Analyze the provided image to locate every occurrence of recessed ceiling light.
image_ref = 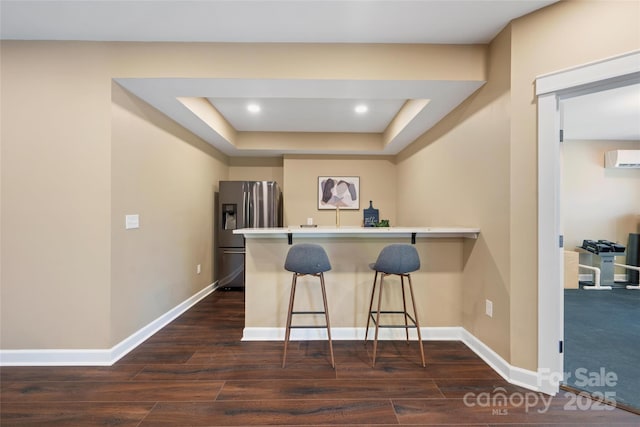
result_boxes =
[247,103,261,113]
[355,104,368,114]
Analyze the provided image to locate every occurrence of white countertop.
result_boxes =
[233,226,480,239]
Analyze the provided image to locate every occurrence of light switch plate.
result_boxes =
[125,214,139,229]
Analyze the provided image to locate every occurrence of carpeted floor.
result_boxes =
[564,287,640,411]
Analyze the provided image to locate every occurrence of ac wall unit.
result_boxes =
[604,150,640,168]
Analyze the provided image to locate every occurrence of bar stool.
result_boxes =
[364,244,426,367]
[282,243,335,368]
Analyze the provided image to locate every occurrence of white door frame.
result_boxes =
[536,50,640,395]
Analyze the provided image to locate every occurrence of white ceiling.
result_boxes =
[207,98,406,133]
[562,83,640,141]
[0,1,558,44]
[13,1,636,157]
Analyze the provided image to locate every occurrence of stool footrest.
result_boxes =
[290,312,330,329]
[370,311,418,328]
[289,325,329,329]
[291,311,326,315]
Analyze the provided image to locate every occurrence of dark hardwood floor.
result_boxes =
[1,289,638,426]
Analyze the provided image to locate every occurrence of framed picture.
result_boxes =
[318,176,360,210]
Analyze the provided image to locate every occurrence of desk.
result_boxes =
[233,226,480,340]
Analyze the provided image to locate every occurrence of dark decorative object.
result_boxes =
[626,233,639,284]
[363,201,379,227]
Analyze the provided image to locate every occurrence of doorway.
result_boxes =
[536,50,640,396]
[559,84,640,411]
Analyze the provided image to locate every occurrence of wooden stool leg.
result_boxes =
[401,275,410,344]
[282,273,298,368]
[407,274,426,367]
[364,271,378,344]
[372,273,386,367]
[319,273,335,369]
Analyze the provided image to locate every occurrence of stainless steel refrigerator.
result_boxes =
[216,181,282,289]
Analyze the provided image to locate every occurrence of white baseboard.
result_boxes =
[0,282,217,366]
[0,349,114,367]
[243,326,541,393]
[109,283,216,364]
[242,326,463,341]
[459,329,541,392]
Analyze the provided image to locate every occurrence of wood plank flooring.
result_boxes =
[1,289,638,426]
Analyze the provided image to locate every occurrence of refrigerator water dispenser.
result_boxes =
[222,204,237,230]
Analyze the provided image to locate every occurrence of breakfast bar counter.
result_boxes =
[235,226,480,241]
[233,226,480,341]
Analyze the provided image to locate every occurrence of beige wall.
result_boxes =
[113,42,485,81]
[1,43,113,348]
[395,0,640,371]
[562,139,640,257]
[228,157,284,188]
[229,154,398,228]
[236,132,383,153]
[508,0,640,369]
[396,27,512,361]
[0,42,230,349]
[0,41,486,351]
[110,83,228,344]
[283,156,396,227]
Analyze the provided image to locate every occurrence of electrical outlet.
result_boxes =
[485,299,493,317]
[125,214,139,229]
[196,264,201,274]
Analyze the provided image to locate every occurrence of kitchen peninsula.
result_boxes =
[234,226,480,341]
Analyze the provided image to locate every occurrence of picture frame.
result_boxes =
[318,176,360,210]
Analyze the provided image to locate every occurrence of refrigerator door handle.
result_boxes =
[243,189,251,228]
[223,250,246,254]
[248,185,255,227]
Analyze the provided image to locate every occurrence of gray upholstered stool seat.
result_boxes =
[282,243,335,368]
[369,243,420,274]
[365,244,425,367]
[285,243,332,274]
